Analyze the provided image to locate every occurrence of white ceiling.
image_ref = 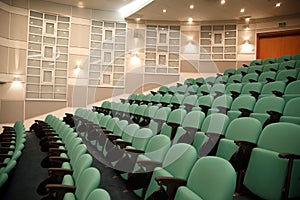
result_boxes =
[44,0,300,22]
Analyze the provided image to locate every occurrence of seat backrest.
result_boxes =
[121,123,140,143]
[263,57,277,64]
[210,84,225,96]
[253,96,285,114]
[75,167,101,200]
[244,122,300,200]
[175,156,236,200]
[158,86,169,94]
[260,81,286,96]
[200,113,230,135]
[182,95,198,107]
[263,63,279,72]
[162,143,197,179]
[131,128,153,151]
[250,59,262,66]
[182,110,206,130]
[247,65,263,74]
[87,189,111,200]
[258,71,276,83]
[223,68,236,76]
[151,93,162,104]
[283,97,300,117]
[284,80,300,95]
[216,117,262,161]
[211,95,233,110]
[242,72,259,83]
[230,95,256,111]
[225,83,242,95]
[278,60,296,70]
[184,78,195,86]
[276,69,298,82]
[160,93,173,104]
[227,74,243,83]
[73,154,93,184]
[241,82,263,95]
[143,135,171,162]
[277,55,292,63]
[112,120,128,137]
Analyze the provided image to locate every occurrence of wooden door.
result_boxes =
[257,30,300,59]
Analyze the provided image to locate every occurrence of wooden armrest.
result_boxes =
[285,66,294,70]
[272,90,283,97]
[48,142,65,147]
[238,108,252,117]
[48,168,73,181]
[106,134,122,141]
[214,91,224,97]
[201,91,209,95]
[255,70,262,75]
[46,184,76,200]
[103,130,113,134]
[249,91,260,99]
[49,156,70,163]
[266,78,275,82]
[234,140,257,148]
[49,148,67,155]
[279,153,300,160]
[124,148,145,154]
[0,154,12,159]
[233,80,242,83]
[266,110,283,117]
[155,176,187,200]
[113,140,132,149]
[0,147,15,152]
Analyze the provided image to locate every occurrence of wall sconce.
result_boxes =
[130,51,140,65]
[12,77,22,87]
[241,40,254,52]
[74,61,81,76]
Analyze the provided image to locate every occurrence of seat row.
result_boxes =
[30,115,111,200]
[73,107,300,200]
[0,121,26,192]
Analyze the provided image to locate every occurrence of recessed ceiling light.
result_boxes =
[162,9,167,13]
[221,0,226,5]
[275,2,281,7]
[189,4,194,9]
[245,17,251,23]
[240,8,245,13]
[136,18,141,21]
[188,17,193,22]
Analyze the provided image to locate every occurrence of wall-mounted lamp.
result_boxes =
[130,51,140,65]
[241,40,254,52]
[74,61,81,76]
[12,77,22,87]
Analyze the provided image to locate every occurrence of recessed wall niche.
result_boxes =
[26,10,69,100]
[89,20,126,87]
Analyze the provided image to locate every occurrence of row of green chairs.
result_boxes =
[0,121,26,192]
[75,103,300,200]
[31,115,111,200]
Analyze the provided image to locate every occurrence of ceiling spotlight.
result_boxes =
[136,18,141,21]
[245,17,251,23]
[221,0,226,5]
[162,9,167,13]
[188,17,193,22]
[275,2,281,7]
[189,4,194,9]
[240,8,245,13]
